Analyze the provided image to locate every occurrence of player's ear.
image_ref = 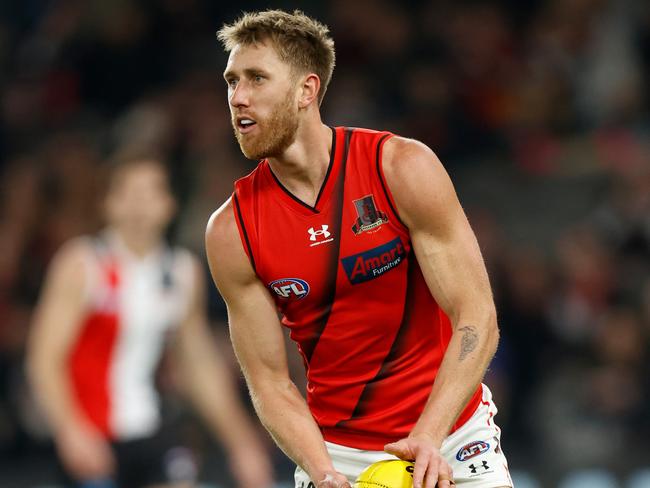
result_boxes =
[298,73,320,108]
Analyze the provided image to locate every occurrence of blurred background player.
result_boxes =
[27,156,274,488]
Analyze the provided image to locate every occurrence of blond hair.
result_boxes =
[217,9,336,105]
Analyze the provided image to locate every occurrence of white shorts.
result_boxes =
[295,384,513,487]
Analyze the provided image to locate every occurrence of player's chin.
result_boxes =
[238,140,269,160]
[239,145,266,160]
[234,132,252,151]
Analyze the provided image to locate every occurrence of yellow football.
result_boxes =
[354,459,415,487]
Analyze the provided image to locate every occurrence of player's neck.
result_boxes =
[108,227,163,259]
[267,121,333,208]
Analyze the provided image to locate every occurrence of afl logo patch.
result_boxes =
[269,278,310,300]
[456,441,490,462]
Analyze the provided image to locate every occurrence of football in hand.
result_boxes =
[354,459,414,487]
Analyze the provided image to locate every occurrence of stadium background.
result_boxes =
[0,0,648,486]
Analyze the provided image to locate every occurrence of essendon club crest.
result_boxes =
[351,195,388,234]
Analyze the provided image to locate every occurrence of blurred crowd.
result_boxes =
[0,0,648,486]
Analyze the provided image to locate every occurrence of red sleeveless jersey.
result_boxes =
[232,126,481,450]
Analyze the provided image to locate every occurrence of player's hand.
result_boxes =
[384,433,454,488]
[55,422,115,481]
[229,442,274,488]
[315,471,352,488]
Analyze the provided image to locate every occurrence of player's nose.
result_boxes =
[229,81,250,108]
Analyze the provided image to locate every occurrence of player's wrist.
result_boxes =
[308,465,338,483]
[312,470,350,488]
[408,429,444,449]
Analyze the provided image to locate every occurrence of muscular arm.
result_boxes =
[381,138,499,482]
[173,255,273,487]
[27,239,94,434]
[26,239,114,479]
[205,200,347,486]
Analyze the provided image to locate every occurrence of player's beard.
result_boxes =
[233,89,299,160]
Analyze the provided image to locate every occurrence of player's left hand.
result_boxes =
[384,433,454,488]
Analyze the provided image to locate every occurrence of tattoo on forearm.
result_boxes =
[458,325,478,361]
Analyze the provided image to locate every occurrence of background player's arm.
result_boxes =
[173,255,274,488]
[205,200,350,488]
[26,239,115,479]
[381,137,500,486]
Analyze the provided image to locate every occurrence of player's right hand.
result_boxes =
[316,471,352,488]
[385,433,453,488]
[56,422,115,480]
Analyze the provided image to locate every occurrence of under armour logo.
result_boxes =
[308,225,331,241]
[469,461,490,474]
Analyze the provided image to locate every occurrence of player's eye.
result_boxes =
[226,78,238,88]
[253,75,264,83]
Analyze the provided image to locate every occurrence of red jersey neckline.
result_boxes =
[263,126,341,215]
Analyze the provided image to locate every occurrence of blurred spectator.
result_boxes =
[531,306,648,471]
[549,226,618,345]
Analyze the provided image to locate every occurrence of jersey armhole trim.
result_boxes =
[376,134,408,231]
[232,192,257,272]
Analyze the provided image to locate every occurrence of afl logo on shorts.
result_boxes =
[269,278,310,300]
[456,440,490,462]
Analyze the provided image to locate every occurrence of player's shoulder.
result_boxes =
[347,126,391,137]
[206,197,237,246]
[45,235,96,285]
[205,197,256,289]
[382,135,438,169]
[205,197,246,267]
[52,235,96,266]
[381,135,446,186]
[347,127,436,163]
[345,126,393,147]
